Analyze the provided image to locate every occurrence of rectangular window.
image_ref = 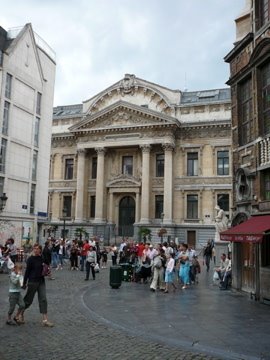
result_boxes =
[30,184,36,214]
[187,194,198,219]
[0,138,7,173]
[262,169,270,200]
[155,195,164,218]
[187,152,198,176]
[63,195,72,217]
[0,177,4,196]
[36,92,42,115]
[257,0,270,29]
[65,158,74,180]
[2,101,10,135]
[239,78,253,145]
[156,154,164,177]
[5,73,12,99]
[122,156,133,175]
[34,117,40,147]
[260,61,270,135]
[217,194,229,212]
[32,151,38,181]
[217,151,229,175]
[90,195,96,218]
[92,157,97,179]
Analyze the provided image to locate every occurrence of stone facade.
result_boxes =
[224,0,270,301]
[48,75,232,248]
[0,24,56,246]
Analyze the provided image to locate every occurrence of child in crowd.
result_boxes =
[6,263,25,325]
[164,253,177,293]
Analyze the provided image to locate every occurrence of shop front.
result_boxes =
[220,215,270,302]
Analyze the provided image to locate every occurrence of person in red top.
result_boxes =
[80,240,90,271]
[137,242,145,265]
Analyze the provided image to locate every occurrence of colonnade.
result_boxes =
[74,143,174,225]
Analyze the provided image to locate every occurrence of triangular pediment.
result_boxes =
[69,100,179,134]
[107,174,141,188]
[6,24,45,83]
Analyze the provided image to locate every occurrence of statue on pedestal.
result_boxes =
[214,205,228,242]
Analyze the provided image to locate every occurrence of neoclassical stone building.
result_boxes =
[48,74,232,247]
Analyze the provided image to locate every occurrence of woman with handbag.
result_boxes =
[21,244,54,327]
[85,246,97,281]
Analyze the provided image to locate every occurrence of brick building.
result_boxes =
[222,0,270,301]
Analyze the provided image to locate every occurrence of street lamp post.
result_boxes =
[0,193,8,212]
[62,207,67,242]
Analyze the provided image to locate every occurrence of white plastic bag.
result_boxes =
[7,257,14,270]
[213,270,219,281]
[94,263,100,273]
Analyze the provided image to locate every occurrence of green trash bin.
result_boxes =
[110,265,122,289]
[121,263,133,282]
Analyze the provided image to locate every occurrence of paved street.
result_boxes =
[0,260,269,360]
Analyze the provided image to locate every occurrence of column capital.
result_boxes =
[140,144,151,153]
[162,143,175,152]
[77,148,86,155]
[95,147,107,155]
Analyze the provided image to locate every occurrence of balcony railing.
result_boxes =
[259,137,270,166]
[7,26,56,62]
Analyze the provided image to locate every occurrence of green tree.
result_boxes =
[138,227,151,243]
[75,227,89,243]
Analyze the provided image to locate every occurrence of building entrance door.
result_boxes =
[119,196,135,237]
[241,242,256,293]
[187,230,196,249]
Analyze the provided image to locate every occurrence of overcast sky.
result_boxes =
[1,0,244,106]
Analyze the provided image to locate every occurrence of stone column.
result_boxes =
[108,191,114,223]
[94,147,106,223]
[163,144,174,224]
[75,149,86,222]
[140,144,151,224]
[135,191,140,223]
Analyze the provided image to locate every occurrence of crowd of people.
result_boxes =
[1,235,232,327]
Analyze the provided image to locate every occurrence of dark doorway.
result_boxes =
[187,230,196,249]
[119,196,135,237]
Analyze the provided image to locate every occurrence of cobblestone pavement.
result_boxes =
[0,261,269,360]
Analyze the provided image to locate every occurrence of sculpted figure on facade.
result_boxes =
[214,205,228,242]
